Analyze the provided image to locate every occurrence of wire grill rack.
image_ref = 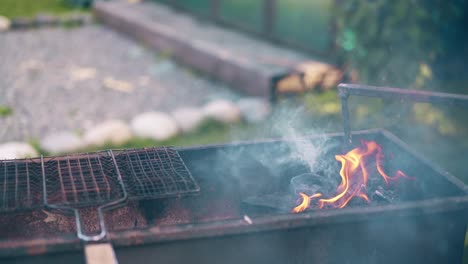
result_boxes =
[0,147,199,241]
[0,158,43,213]
[42,151,125,208]
[41,151,127,241]
[114,147,200,200]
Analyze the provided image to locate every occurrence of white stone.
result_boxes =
[0,142,38,159]
[130,112,179,141]
[202,100,241,124]
[84,120,132,146]
[171,107,206,133]
[237,97,271,123]
[0,16,11,32]
[41,131,83,154]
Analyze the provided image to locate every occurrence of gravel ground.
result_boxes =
[0,24,241,142]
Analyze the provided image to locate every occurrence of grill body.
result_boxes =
[115,210,466,264]
[1,130,467,264]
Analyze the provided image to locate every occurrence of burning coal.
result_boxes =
[292,140,411,212]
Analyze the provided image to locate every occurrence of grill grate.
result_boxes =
[1,147,199,241]
[0,147,199,242]
[114,147,199,200]
[42,151,125,208]
[0,158,42,212]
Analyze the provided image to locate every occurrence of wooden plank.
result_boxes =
[85,243,118,264]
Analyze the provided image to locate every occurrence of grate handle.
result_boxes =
[75,208,107,242]
[338,83,468,145]
[41,151,129,242]
[75,150,128,242]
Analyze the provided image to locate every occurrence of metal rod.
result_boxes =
[164,146,185,191]
[77,158,90,202]
[26,163,31,207]
[154,147,175,191]
[41,155,47,206]
[338,83,468,107]
[338,83,468,145]
[14,163,18,208]
[339,86,351,146]
[2,163,7,209]
[66,157,78,203]
[87,153,102,202]
[96,154,112,200]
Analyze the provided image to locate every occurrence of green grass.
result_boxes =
[0,0,87,18]
[0,105,13,117]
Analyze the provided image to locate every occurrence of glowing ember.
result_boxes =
[292,140,409,213]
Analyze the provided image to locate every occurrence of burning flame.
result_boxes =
[292,140,409,213]
[292,193,322,213]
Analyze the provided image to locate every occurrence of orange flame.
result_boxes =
[292,193,322,213]
[292,140,409,213]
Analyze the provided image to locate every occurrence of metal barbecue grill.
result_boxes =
[0,158,42,213]
[1,84,468,264]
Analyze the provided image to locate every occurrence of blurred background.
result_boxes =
[0,0,466,179]
[0,0,467,218]
[0,1,466,173]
